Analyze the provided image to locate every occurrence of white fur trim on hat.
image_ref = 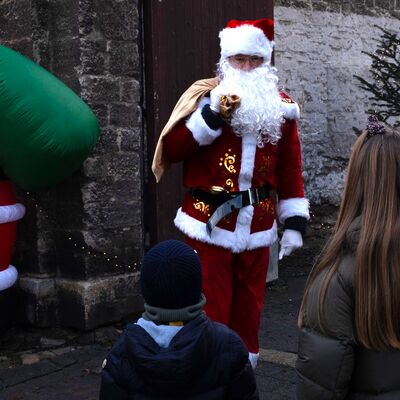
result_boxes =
[0,265,18,291]
[219,24,274,62]
[277,198,310,223]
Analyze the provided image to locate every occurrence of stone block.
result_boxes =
[82,175,143,228]
[54,224,143,279]
[80,38,107,75]
[22,293,58,327]
[57,273,143,330]
[86,102,109,127]
[313,1,341,13]
[92,126,142,155]
[19,277,56,298]
[0,0,32,41]
[374,0,394,10]
[50,36,81,76]
[96,0,139,41]
[84,149,142,180]
[109,103,142,128]
[80,76,121,103]
[108,41,139,77]
[120,78,141,103]
[2,39,33,59]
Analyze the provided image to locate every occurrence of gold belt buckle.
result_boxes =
[209,185,228,194]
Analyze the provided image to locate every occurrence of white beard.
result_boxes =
[217,59,284,147]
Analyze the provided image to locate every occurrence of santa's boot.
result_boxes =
[0,179,25,291]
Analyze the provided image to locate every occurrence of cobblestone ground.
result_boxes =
[0,206,335,400]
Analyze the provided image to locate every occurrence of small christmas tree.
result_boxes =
[355,26,399,127]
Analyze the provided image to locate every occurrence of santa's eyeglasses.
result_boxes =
[228,55,264,66]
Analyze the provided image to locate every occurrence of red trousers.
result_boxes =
[186,236,269,354]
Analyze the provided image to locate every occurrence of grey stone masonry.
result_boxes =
[0,0,33,57]
[0,0,144,329]
[274,6,400,204]
[275,0,400,18]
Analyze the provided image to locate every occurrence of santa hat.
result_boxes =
[219,18,274,63]
[0,180,25,291]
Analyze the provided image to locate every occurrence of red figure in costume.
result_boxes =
[152,19,309,368]
[0,173,25,291]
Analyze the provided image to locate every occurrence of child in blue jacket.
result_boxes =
[99,239,258,399]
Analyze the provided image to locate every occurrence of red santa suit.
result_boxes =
[162,93,308,355]
[0,178,25,291]
[153,18,309,363]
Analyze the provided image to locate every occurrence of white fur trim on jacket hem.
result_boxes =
[281,101,300,120]
[277,198,310,223]
[0,265,18,291]
[174,208,278,253]
[186,97,222,146]
[0,203,26,224]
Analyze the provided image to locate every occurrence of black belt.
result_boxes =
[190,184,270,235]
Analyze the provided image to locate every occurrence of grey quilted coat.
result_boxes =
[296,217,400,399]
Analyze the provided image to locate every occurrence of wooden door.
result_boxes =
[144,1,274,245]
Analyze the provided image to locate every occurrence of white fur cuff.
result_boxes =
[0,265,18,291]
[186,98,222,146]
[0,203,26,224]
[281,101,300,120]
[277,198,310,223]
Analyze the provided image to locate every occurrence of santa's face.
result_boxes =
[217,56,284,147]
[228,54,264,71]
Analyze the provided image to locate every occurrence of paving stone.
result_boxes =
[40,337,67,348]
[255,361,297,400]
[21,353,41,365]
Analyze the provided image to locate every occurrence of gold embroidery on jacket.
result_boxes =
[193,201,211,217]
[257,198,275,221]
[219,148,237,174]
[225,179,234,189]
[259,155,271,180]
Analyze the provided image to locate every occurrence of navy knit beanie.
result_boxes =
[140,240,202,309]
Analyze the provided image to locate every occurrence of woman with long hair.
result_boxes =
[296,117,400,399]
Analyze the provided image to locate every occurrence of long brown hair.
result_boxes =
[299,125,400,350]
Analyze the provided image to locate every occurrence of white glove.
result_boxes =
[209,85,226,114]
[278,229,303,260]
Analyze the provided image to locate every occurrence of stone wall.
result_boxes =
[1,0,144,329]
[274,1,399,204]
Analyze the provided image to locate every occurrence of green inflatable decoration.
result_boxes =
[0,45,99,190]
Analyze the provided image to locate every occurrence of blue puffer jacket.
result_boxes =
[99,314,258,399]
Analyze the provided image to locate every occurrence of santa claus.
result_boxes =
[0,172,25,291]
[152,18,309,368]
